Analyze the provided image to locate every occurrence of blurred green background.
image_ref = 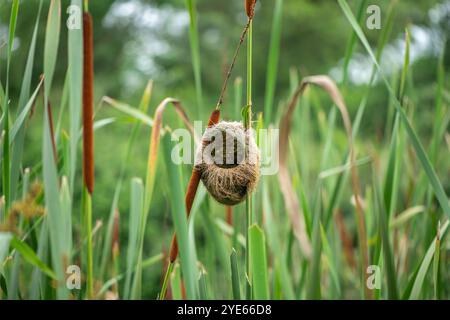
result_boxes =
[1,0,449,298]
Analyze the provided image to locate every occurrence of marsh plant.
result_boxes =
[0,0,449,301]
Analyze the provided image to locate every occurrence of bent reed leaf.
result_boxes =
[82,11,94,194]
[278,76,369,289]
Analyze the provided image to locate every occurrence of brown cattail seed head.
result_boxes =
[245,0,257,19]
[195,121,260,206]
[82,12,95,194]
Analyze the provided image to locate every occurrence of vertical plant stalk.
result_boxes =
[185,0,203,113]
[244,16,254,299]
[279,76,369,297]
[82,9,94,299]
[263,0,282,125]
[164,8,250,260]
[240,0,256,299]
[216,20,252,110]
[133,97,193,300]
[161,2,254,299]
[68,0,83,193]
[48,103,58,162]
[43,97,58,164]
[2,0,20,220]
[111,208,120,297]
[226,206,233,226]
[82,11,94,194]
[160,109,220,300]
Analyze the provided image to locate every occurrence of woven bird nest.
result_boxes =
[195,121,260,205]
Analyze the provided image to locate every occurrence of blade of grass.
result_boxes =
[10,0,43,202]
[42,0,67,299]
[30,220,49,299]
[55,71,70,140]
[249,225,269,300]
[102,96,154,127]
[170,263,182,300]
[230,249,241,300]
[373,171,399,299]
[338,0,450,219]
[142,98,196,299]
[408,220,449,299]
[9,237,57,280]
[429,46,446,164]
[100,81,153,290]
[10,80,44,142]
[243,15,254,300]
[2,0,20,219]
[184,0,203,113]
[7,167,30,299]
[262,180,294,299]
[433,222,441,299]
[68,0,83,192]
[0,233,13,274]
[82,188,93,298]
[306,188,323,299]
[342,0,367,86]
[199,201,230,296]
[99,182,121,281]
[59,176,72,265]
[390,206,425,229]
[319,223,341,297]
[127,178,144,299]
[198,268,208,299]
[319,156,371,180]
[324,0,397,229]
[0,80,4,109]
[384,28,410,220]
[97,253,163,297]
[234,77,243,120]
[215,218,246,248]
[162,132,198,299]
[279,76,368,290]
[263,0,283,124]
[101,81,152,283]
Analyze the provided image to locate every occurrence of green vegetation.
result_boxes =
[0,0,449,300]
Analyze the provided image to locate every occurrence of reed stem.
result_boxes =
[82,8,94,299]
[159,261,174,300]
[83,187,94,298]
[244,19,253,299]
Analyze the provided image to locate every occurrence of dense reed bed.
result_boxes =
[0,0,449,300]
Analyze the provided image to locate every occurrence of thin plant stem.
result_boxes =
[159,261,174,300]
[82,8,94,299]
[83,187,94,299]
[246,22,253,119]
[216,19,252,110]
[244,19,253,299]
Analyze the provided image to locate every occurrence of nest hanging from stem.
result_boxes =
[195,121,260,206]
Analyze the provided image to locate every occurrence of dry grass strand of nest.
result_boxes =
[195,121,260,206]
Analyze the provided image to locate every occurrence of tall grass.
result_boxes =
[0,0,448,301]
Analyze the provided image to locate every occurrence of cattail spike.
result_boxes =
[208,109,221,127]
[83,12,94,194]
[245,0,257,19]
[112,208,120,256]
[226,206,233,225]
[169,235,178,263]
